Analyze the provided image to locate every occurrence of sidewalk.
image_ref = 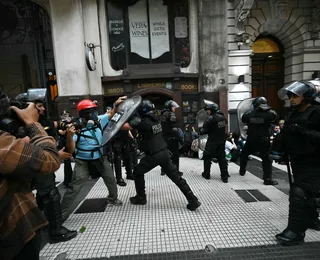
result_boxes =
[40,158,320,260]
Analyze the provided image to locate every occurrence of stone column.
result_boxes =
[198,0,228,114]
[49,0,89,113]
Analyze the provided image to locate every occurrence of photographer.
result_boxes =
[0,94,60,259]
[60,96,127,221]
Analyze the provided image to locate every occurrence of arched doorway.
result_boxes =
[0,0,55,101]
[251,36,285,117]
[142,93,171,118]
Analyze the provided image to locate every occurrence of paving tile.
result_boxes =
[41,158,320,259]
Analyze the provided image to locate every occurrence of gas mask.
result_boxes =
[80,108,99,127]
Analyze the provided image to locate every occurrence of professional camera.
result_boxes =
[0,88,47,137]
[58,117,85,131]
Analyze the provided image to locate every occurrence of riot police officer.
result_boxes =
[160,100,183,175]
[273,80,320,246]
[239,97,278,185]
[122,99,201,211]
[200,100,229,183]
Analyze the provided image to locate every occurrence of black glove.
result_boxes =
[289,124,306,136]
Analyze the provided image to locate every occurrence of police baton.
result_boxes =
[284,153,293,187]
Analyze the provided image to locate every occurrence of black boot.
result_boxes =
[175,161,183,176]
[167,174,201,211]
[131,174,147,205]
[185,192,201,211]
[202,159,211,179]
[308,219,320,231]
[114,156,126,186]
[126,174,134,180]
[275,228,305,246]
[42,189,77,243]
[264,179,278,185]
[116,178,127,186]
[130,195,147,205]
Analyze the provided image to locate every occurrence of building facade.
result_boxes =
[0,0,319,130]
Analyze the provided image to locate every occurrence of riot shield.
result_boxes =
[237,98,254,139]
[196,109,207,129]
[102,95,142,146]
[196,108,208,151]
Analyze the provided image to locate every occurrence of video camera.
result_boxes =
[0,88,47,137]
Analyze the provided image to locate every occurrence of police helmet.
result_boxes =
[26,88,47,103]
[278,80,319,104]
[252,96,270,111]
[203,99,219,112]
[139,99,155,116]
[164,100,179,110]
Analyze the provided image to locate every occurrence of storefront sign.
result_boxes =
[129,0,149,59]
[136,82,166,89]
[180,84,198,92]
[149,0,170,59]
[128,0,170,60]
[104,87,125,96]
[109,20,124,35]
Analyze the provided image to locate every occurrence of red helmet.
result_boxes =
[77,99,98,111]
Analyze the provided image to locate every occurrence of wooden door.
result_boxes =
[252,54,285,116]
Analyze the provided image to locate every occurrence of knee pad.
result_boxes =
[290,186,307,207]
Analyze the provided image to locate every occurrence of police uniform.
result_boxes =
[201,110,229,182]
[239,98,277,185]
[33,115,77,242]
[274,80,320,245]
[160,102,183,175]
[128,100,201,211]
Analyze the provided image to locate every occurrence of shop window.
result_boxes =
[107,0,190,70]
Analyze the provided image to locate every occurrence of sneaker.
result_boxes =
[130,195,147,205]
[107,197,123,206]
[187,199,201,211]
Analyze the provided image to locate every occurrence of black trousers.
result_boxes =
[13,232,41,260]
[162,138,180,173]
[63,159,73,186]
[203,141,228,179]
[240,137,272,180]
[287,160,320,233]
[133,149,195,201]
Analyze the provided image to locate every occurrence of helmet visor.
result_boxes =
[170,101,179,108]
[27,88,47,102]
[278,81,310,100]
[202,99,218,109]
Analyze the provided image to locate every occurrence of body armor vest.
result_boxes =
[139,113,167,154]
[283,106,319,156]
[204,111,227,144]
[243,110,275,139]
